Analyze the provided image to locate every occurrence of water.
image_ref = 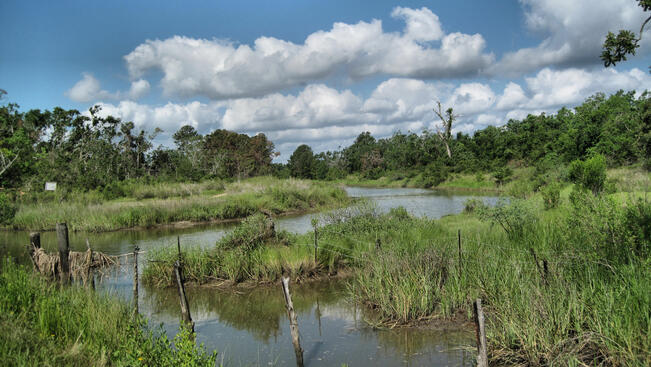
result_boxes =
[1,186,498,366]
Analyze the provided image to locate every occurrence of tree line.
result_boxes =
[0,104,275,192]
[1,90,649,195]
[284,90,650,186]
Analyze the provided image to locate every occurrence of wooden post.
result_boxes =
[85,239,95,290]
[474,299,488,367]
[529,248,547,285]
[29,232,41,272]
[458,229,462,276]
[133,246,139,314]
[281,277,304,367]
[174,260,194,331]
[313,226,318,264]
[177,236,182,260]
[56,223,70,284]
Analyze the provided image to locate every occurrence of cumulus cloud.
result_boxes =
[93,67,650,160]
[123,7,494,99]
[492,0,651,75]
[93,100,224,135]
[507,67,651,111]
[65,73,112,103]
[66,73,151,102]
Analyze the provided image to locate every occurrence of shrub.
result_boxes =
[493,166,512,186]
[477,198,536,239]
[463,198,487,213]
[421,161,448,188]
[101,182,126,200]
[568,154,607,194]
[541,182,561,210]
[0,193,16,225]
[568,191,649,264]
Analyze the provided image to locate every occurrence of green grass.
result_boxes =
[6,177,350,232]
[144,185,650,365]
[0,259,216,366]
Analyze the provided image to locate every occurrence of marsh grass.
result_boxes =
[7,177,349,232]
[0,259,216,366]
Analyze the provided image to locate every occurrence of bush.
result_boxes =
[101,182,126,200]
[463,198,487,213]
[568,191,649,264]
[421,162,448,188]
[0,193,16,225]
[568,154,607,194]
[493,166,512,186]
[477,198,536,239]
[541,182,561,210]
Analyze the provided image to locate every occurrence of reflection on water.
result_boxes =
[137,280,474,367]
[1,186,494,366]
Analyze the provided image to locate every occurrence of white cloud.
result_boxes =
[91,67,650,160]
[391,7,444,42]
[496,82,528,110]
[65,73,112,103]
[447,83,496,116]
[493,0,651,74]
[123,7,493,100]
[66,73,151,102]
[128,79,150,100]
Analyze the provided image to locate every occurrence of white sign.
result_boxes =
[45,182,57,191]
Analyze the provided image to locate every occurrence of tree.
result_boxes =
[288,144,316,179]
[434,101,456,158]
[601,0,651,68]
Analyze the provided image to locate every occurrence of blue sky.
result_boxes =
[1,0,650,159]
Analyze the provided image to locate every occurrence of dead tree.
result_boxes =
[434,101,456,159]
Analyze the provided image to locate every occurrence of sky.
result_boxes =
[1,0,650,161]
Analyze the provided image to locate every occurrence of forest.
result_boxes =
[2,90,649,194]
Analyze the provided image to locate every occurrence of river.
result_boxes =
[1,187,498,366]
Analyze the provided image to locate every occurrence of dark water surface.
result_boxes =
[1,187,498,366]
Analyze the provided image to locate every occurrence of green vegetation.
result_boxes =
[280,91,649,193]
[4,177,350,232]
[0,260,216,366]
[143,166,650,365]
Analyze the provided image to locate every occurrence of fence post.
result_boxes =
[86,239,95,290]
[474,299,488,367]
[458,229,462,277]
[281,277,304,367]
[56,223,70,284]
[311,219,318,265]
[174,260,194,331]
[133,246,139,314]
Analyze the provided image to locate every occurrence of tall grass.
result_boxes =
[0,259,216,366]
[6,177,350,232]
[347,193,650,365]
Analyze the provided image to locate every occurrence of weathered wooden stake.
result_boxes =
[281,277,304,367]
[313,226,318,264]
[56,223,70,284]
[177,236,182,261]
[530,248,548,285]
[174,260,194,331]
[458,229,462,276]
[29,232,41,272]
[85,239,95,290]
[133,246,139,314]
[473,298,488,367]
